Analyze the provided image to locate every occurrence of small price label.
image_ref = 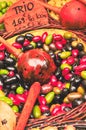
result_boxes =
[4,0,49,33]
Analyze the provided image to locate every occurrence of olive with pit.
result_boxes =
[72,98,84,108]
[16,35,25,44]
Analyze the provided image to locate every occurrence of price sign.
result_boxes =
[4,0,49,33]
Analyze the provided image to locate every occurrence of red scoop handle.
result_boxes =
[0,36,21,58]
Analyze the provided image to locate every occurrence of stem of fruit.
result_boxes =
[37,0,60,14]
[15,82,41,130]
[0,36,22,58]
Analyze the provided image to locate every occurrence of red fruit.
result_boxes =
[15,94,26,103]
[80,56,86,64]
[51,105,61,116]
[53,34,63,41]
[0,44,6,51]
[64,73,72,80]
[0,85,3,90]
[23,39,30,46]
[72,49,79,57]
[50,75,58,86]
[8,71,15,77]
[38,96,47,105]
[61,59,67,64]
[62,68,70,76]
[60,0,86,29]
[0,52,5,60]
[55,41,63,50]
[39,105,49,113]
[41,32,48,43]
[12,42,22,49]
[61,38,67,45]
[67,56,75,65]
[57,81,63,90]
[8,93,15,101]
[32,36,41,42]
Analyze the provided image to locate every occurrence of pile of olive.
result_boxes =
[0,1,13,30]
[0,31,86,119]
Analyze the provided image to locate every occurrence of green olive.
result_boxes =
[12,105,19,113]
[0,12,3,16]
[2,8,7,14]
[60,63,72,70]
[0,1,7,9]
[33,105,41,118]
[16,86,24,94]
[0,69,9,75]
[0,90,5,97]
[45,34,53,45]
[7,1,13,7]
[30,41,36,48]
[45,91,55,104]
[0,23,5,30]
[81,71,86,79]
[64,32,72,39]
[65,83,70,89]
[60,51,71,59]
[0,96,13,106]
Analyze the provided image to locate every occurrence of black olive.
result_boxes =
[0,77,4,86]
[70,37,78,42]
[64,44,73,51]
[24,84,29,90]
[81,80,86,90]
[53,94,63,104]
[55,59,61,66]
[36,41,43,48]
[3,88,9,95]
[43,110,51,116]
[69,84,77,92]
[54,68,61,78]
[4,76,19,85]
[0,61,5,68]
[4,84,10,89]
[73,76,82,86]
[22,44,34,52]
[19,103,24,111]
[48,50,56,60]
[6,66,17,72]
[30,114,34,119]
[77,43,84,51]
[10,84,18,90]
[9,90,16,94]
[79,51,86,58]
[1,74,8,80]
[60,88,69,98]
[25,33,34,41]
[16,35,25,44]
[70,75,76,82]
[83,93,86,101]
[63,106,72,112]
[72,98,84,108]
[5,50,10,57]
[4,57,16,66]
